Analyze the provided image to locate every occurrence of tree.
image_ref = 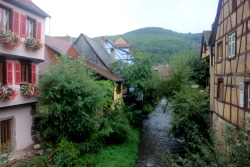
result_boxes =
[36,55,108,142]
[189,54,208,88]
[111,51,159,104]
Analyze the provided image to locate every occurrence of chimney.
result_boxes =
[110,48,115,64]
[101,37,106,47]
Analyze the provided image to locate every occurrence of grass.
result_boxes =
[79,128,140,167]
[8,128,140,167]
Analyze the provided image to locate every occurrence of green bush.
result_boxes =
[13,156,49,167]
[96,80,114,110]
[0,143,12,166]
[104,104,131,144]
[53,138,79,167]
[222,118,250,166]
[36,55,108,142]
[78,128,139,167]
[169,85,210,140]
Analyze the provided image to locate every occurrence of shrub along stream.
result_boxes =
[162,53,250,167]
[8,52,160,167]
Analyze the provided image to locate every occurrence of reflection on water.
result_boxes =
[135,98,185,167]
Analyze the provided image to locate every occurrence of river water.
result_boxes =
[135,98,185,167]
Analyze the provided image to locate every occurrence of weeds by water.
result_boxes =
[77,128,139,167]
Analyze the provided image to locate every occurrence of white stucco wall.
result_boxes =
[0,105,33,150]
[0,59,38,108]
[0,1,46,61]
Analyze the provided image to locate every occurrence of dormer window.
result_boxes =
[0,7,10,30]
[26,18,35,38]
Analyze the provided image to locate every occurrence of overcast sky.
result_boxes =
[32,0,219,38]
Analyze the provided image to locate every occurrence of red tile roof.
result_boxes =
[6,0,50,18]
[45,36,123,82]
[19,0,45,13]
[45,35,72,54]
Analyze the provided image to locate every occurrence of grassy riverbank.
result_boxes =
[10,128,140,167]
[79,128,140,167]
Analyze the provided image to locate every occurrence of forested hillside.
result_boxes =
[93,27,202,64]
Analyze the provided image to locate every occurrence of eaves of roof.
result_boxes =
[75,33,111,70]
[209,0,222,45]
[4,0,50,18]
[105,39,132,55]
[86,60,123,82]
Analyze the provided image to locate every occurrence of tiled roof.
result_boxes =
[5,0,50,18]
[113,43,132,48]
[45,35,72,55]
[81,34,111,66]
[105,39,132,55]
[86,60,123,82]
[45,35,123,82]
[209,0,222,44]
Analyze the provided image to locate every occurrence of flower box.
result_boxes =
[20,83,39,98]
[0,85,18,101]
[0,29,22,49]
[24,38,43,50]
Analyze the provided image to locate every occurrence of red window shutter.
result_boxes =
[13,11,20,35]
[20,14,26,37]
[36,21,41,41]
[31,64,36,84]
[15,63,21,84]
[6,62,13,85]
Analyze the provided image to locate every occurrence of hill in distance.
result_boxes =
[94,27,202,64]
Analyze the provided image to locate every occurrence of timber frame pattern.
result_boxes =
[210,0,250,130]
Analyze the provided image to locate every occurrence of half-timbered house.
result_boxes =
[0,0,49,151]
[102,37,132,63]
[209,0,250,134]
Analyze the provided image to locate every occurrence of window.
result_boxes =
[0,61,3,85]
[212,46,215,55]
[218,79,224,99]
[232,0,237,11]
[228,33,236,58]
[21,63,30,83]
[248,83,250,107]
[0,119,11,153]
[116,83,121,94]
[239,83,244,107]
[26,18,35,38]
[15,61,36,85]
[217,42,223,61]
[211,54,214,66]
[0,7,10,30]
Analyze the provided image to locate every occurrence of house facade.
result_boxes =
[209,0,250,134]
[0,0,48,151]
[113,35,132,52]
[102,36,132,64]
[41,35,124,103]
[74,34,124,102]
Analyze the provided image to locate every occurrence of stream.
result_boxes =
[135,98,185,167]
